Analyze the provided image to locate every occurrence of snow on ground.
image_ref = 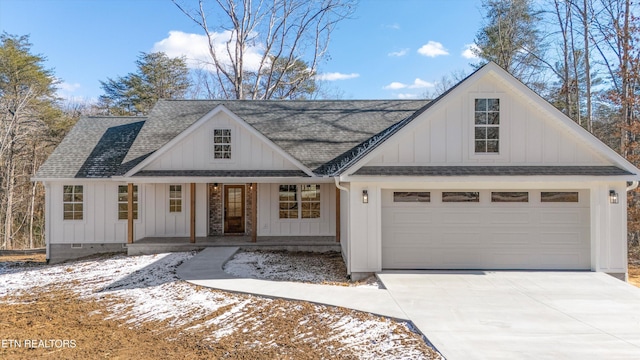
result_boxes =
[0,252,437,359]
[224,250,380,287]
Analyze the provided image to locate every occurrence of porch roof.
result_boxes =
[132,170,309,177]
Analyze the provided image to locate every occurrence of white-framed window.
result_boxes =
[63,185,83,220]
[279,184,322,219]
[279,185,298,219]
[169,185,182,213]
[301,184,321,219]
[541,192,579,203]
[213,129,232,159]
[118,185,138,220]
[474,98,500,153]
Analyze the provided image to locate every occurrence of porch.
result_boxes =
[127,236,341,256]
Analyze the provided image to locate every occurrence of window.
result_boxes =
[279,184,322,219]
[394,192,430,202]
[541,192,579,203]
[279,185,298,219]
[213,129,231,159]
[169,185,182,212]
[118,185,138,220]
[475,98,500,153]
[301,185,321,218]
[442,192,480,202]
[491,192,528,202]
[63,185,83,220]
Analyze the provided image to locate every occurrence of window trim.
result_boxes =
[469,94,507,160]
[300,184,321,219]
[63,185,84,221]
[118,185,139,220]
[212,128,232,160]
[169,184,183,213]
[278,184,322,220]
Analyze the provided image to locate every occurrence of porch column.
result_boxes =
[190,183,196,243]
[127,183,134,244]
[251,183,257,242]
[335,187,340,243]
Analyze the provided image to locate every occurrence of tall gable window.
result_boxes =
[474,98,500,153]
[118,185,138,220]
[213,129,232,159]
[63,185,83,220]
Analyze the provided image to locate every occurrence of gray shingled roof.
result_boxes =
[123,100,431,173]
[35,116,146,179]
[352,166,634,176]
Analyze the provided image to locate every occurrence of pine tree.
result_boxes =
[98,52,191,115]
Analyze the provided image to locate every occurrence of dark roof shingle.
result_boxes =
[352,166,634,176]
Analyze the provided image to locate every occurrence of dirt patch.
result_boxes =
[0,252,442,359]
[0,253,46,266]
[0,285,439,359]
[628,264,640,288]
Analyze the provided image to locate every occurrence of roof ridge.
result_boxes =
[156,99,431,103]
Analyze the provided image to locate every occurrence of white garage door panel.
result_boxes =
[382,190,590,270]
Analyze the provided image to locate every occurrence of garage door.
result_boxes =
[381,190,590,270]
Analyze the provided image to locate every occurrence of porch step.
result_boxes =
[127,242,341,256]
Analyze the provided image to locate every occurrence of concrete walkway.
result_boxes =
[176,247,408,320]
[179,248,640,360]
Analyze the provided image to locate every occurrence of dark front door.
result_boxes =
[224,185,245,233]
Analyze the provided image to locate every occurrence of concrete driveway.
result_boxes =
[377,271,640,360]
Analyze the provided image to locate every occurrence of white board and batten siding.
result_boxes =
[257,183,336,236]
[48,181,207,244]
[144,111,299,171]
[365,74,609,167]
[138,183,207,238]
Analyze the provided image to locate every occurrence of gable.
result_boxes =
[358,68,624,171]
[140,108,303,172]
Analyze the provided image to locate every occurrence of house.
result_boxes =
[34,62,640,280]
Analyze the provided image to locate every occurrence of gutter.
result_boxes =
[334,177,351,277]
[627,181,639,192]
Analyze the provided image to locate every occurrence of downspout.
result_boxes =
[44,182,51,263]
[627,181,639,192]
[334,177,351,277]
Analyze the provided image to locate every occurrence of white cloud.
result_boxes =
[383,81,407,90]
[315,72,360,81]
[409,78,434,89]
[153,31,264,72]
[59,82,81,92]
[388,48,409,57]
[56,81,84,100]
[462,44,480,59]
[384,78,433,90]
[385,23,401,30]
[397,93,418,99]
[417,41,449,57]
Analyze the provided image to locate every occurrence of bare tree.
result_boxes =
[172,0,355,99]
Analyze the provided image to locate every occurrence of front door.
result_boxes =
[224,185,245,233]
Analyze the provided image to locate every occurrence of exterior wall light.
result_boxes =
[362,190,369,204]
[214,183,219,191]
[609,190,619,204]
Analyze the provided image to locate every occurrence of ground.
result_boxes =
[0,252,441,359]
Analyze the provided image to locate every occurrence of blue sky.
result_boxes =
[0,0,485,100]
